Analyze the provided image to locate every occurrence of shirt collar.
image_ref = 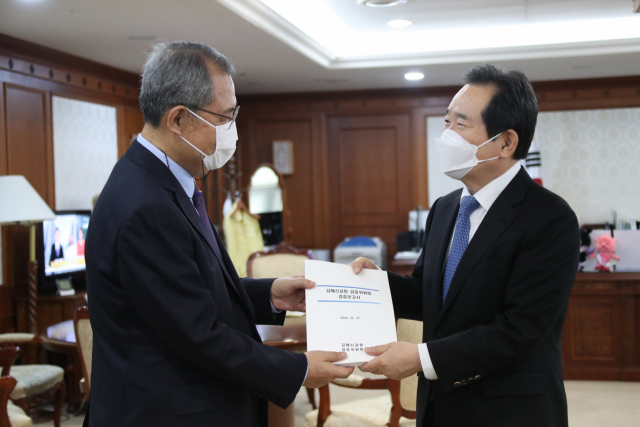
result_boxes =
[137,134,195,199]
[461,162,522,211]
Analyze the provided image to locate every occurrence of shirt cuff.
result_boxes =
[270,301,282,314]
[418,343,438,380]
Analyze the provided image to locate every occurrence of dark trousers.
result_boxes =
[82,403,90,427]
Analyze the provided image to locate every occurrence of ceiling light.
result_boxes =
[357,0,407,7]
[405,72,424,81]
[387,19,412,28]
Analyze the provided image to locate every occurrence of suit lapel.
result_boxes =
[424,192,460,332]
[436,169,531,325]
[175,194,225,268]
[174,194,251,308]
[126,141,255,317]
[211,223,257,320]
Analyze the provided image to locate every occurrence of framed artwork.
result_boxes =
[273,140,294,175]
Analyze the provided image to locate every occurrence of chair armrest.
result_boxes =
[0,334,38,346]
[0,376,18,427]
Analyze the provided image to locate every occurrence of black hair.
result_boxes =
[463,63,538,160]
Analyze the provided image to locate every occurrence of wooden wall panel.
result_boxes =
[4,84,50,202]
[327,114,411,264]
[0,285,13,333]
[247,119,316,249]
[2,84,51,292]
[338,127,398,214]
[118,106,144,158]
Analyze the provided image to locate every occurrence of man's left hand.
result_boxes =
[359,342,422,380]
[271,275,316,312]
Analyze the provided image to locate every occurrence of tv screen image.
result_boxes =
[43,212,90,277]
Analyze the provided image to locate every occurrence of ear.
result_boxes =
[500,129,519,159]
[165,105,188,136]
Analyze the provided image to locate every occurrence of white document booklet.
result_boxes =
[304,260,397,367]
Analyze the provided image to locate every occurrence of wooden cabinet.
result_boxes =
[16,291,87,335]
[562,273,640,381]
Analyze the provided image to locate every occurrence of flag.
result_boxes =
[521,134,542,186]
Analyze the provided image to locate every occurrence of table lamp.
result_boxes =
[0,175,55,334]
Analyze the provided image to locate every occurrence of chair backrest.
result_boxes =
[396,319,423,413]
[74,306,93,397]
[247,244,312,279]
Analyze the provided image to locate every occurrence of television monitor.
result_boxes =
[41,211,90,282]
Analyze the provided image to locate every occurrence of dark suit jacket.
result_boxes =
[389,167,579,427]
[85,140,307,427]
[49,244,64,265]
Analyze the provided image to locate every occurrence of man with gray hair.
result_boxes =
[85,41,352,427]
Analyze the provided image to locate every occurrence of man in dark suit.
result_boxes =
[85,41,352,427]
[351,64,580,427]
[49,228,64,265]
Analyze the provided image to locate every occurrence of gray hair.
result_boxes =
[139,41,235,127]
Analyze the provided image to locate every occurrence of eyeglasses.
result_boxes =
[194,105,240,130]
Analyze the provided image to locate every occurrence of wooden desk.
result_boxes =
[257,316,306,352]
[17,291,87,336]
[390,258,418,276]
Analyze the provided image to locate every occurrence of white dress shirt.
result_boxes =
[417,162,522,380]
[137,134,195,200]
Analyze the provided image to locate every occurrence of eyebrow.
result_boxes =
[224,105,238,115]
[445,108,469,121]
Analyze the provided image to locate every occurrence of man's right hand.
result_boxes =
[349,257,378,275]
[303,351,355,388]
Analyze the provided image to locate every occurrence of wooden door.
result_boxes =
[327,114,412,265]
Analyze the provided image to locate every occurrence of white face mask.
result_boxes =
[435,129,502,180]
[179,108,238,171]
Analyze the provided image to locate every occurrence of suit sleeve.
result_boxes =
[117,202,307,408]
[387,197,441,321]
[427,203,580,393]
[241,278,287,326]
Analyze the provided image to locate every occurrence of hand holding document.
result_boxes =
[305,260,397,367]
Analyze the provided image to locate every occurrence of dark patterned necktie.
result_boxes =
[192,187,221,258]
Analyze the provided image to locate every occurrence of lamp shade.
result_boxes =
[0,175,55,225]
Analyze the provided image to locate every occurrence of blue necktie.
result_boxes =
[192,187,222,258]
[442,196,480,303]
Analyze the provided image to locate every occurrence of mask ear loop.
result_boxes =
[477,132,502,149]
[476,132,503,163]
[182,108,214,187]
[196,160,210,189]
